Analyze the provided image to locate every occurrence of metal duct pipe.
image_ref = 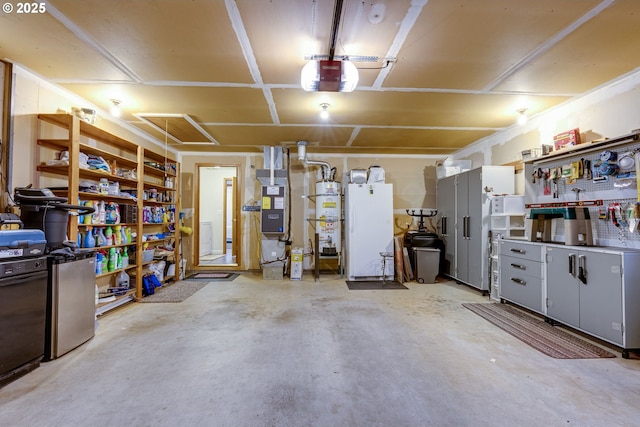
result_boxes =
[297,140,332,180]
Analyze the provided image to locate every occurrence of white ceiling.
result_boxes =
[2,0,639,154]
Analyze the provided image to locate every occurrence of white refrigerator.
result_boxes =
[344,183,394,281]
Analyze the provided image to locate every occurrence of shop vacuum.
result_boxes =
[13,186,93,251]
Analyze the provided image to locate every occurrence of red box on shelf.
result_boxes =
[553,128,581,151]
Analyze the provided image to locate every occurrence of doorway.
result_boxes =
[196,165,239,267]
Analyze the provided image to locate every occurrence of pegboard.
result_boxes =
[524,138,640,248]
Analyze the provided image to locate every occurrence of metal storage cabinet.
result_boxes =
[498,240,545,314]
[546,245,640,356]
[437,166,514,292]
[436,175,456,276]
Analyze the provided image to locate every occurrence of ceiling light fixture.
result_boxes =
[301,60,359,92]
[110,99,121,117]
[320,103,330,119]
[516,108,528,125]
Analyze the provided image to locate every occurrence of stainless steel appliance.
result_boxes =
[0,255,48,387]
[44,252,96,360]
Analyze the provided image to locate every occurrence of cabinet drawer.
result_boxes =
[500,255,543,279]
[498,240,543,261]
[499,270,544,314]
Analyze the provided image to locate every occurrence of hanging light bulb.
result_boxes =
[320,103,330,119]
[516,108,528,125]
[110,99,121,117]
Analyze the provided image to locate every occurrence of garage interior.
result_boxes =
[1,1,640,425]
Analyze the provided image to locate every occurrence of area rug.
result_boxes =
[463,303,616,359]
[187,272,239,281]
[139,281,207,303]
[346,280,408,290]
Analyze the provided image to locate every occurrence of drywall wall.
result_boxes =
[454,68,640,195]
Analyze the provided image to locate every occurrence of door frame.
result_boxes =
[222,177,238,257]
[194,163,241,269]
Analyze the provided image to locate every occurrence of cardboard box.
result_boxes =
[435,159,471,178]
[553,128,581,151]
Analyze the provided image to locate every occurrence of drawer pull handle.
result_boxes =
[510,278,526,285]
[510,263,525,270]
[510,248,525,254]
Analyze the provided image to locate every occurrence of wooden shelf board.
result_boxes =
[38,113,139,153]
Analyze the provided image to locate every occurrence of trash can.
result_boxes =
[414,247,440,284]
[404,231,445,275]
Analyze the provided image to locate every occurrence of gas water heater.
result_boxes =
[297,141,342,257]
[315,180,341,256]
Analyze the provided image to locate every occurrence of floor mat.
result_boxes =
[463,302,616,359]
[139,281,207,303]
[187,272,239,281]
[346,280,408,290]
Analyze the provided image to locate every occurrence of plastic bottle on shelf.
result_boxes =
[95,252,103,275]
[116,270,130,289]
[105,226,113,246]
[107,247,116,272]
[101,251,108,274]
[83,201,92,224]
[98,201,106,224]
[84,226,95,248]
[113,225,122,245]
[99,178,109,194]
[126,227,132,244]
[116,249,122,269]
[97,227,107,247]
[121,249,129,268]
[91,200,100,224]
[121,226,128,244]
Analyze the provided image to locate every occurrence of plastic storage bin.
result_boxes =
[414,247,440,284]
[142,249,154,263]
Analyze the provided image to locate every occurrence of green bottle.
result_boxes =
[101,251,108,274]
[108,247,116,272]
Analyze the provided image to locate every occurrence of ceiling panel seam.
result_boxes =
[346,127,361,146]
[482,0,616,91]
[225,0,280,125]
[45,2,143,83]
[198,122,501,131]
[48,80,577,98]
[372,0,429,89]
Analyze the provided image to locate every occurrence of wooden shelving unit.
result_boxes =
[139,147,181,291]
[36,113,181,312]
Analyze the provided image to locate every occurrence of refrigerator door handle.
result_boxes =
[442,216,447,236]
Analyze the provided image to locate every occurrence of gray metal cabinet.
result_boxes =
[498,240,545,314]
[436,175,456,276]
[437,166,514,291]
[546,245,640,351]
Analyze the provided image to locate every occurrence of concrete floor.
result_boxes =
[2,273,640,426]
